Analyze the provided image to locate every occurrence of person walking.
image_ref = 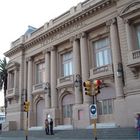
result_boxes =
[45,119,49,135]
[50,118,54,135]
[136,114,140,140]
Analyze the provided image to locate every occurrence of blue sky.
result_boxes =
[0,0,85,106]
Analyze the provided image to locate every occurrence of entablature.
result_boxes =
[5,0,117,57]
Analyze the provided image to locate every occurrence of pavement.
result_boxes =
[0,137,138,140]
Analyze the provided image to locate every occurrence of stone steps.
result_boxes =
[0,127,138,139]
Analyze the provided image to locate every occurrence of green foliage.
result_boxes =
[0,57,8,109]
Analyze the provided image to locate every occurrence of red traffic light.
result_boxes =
[93,80,102,86]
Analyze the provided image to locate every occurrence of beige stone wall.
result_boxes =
[4,0,140,130]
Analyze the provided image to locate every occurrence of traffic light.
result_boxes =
[93,80,102,96]
[24,101,30,112]
[83,80,92,96]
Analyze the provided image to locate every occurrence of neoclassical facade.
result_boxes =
[4,0,140,130]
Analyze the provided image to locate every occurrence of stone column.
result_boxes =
[72,37,82,104]
[14,69,17,90]
[50,47,58,108]
[110,19,124,98]
[125,20,133,51]
[80,33,92,104]
[7,72,10,89]
[27,57,33,127]
[44,49,51,108]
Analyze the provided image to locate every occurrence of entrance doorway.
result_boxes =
[36,99,45,126]
[62,94,74,125]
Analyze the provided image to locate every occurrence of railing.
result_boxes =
[132,49,140,59]
[128,49,140,67]
[7,88,14,94]
[59,75,73,83]
[33,83,44,90]
[90,64,113,79]
[6,88,19,99]
[93,64,113,74]
[57,75,74,87]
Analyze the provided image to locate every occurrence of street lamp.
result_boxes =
[44,82,51,97]
[117,63,125,85]
[74,74,82,87]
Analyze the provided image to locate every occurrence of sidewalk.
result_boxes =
[0,137,138,140]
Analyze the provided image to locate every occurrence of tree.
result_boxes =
[0,57,8,113]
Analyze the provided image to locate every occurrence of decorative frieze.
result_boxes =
[41,21,85,47]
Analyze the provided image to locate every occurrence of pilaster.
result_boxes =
[50,47,58,108]
[80,32,92,104]
[72,36,82,104]
[44,49,51,109]
[124,19,133,51]
[109,18,124,98]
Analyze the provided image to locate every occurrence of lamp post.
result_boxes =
[117,63,125,85]
[74,74,82,90]
[44,82,50,97]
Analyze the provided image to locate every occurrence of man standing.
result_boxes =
[50,118,54,135]
[45,119,49,135]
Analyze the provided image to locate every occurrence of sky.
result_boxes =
[0,0,85,106]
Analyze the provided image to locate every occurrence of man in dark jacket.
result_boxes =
[50,118,54,135]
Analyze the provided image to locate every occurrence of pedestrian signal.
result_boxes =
[24,101,30,112]
[83,80,92,96]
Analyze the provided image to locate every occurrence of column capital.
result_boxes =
[80,32,87,38]
[26,57,33,62]
[70,35,79,43]
[106,18,117,26]
[42,48,51,54]
[123,19,132,25]
[50,46,56,51]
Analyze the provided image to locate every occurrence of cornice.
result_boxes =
[5,0,117,57]
[4,44,24,57]
[119,1,140,18]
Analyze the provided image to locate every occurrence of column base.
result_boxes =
[73,103,91,128]
[114,97,127,127]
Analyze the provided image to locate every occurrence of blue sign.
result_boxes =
[90,104,97,119]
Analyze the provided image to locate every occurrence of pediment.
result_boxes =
[120,1,140,17]
[6,61,20,70]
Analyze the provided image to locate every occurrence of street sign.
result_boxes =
[89,104,97,119]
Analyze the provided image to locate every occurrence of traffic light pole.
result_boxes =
[24,90,28,140]
[25,111,28,140]
[93,95,97,140]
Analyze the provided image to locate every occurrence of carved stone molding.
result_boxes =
[50,46,57,51]
[78,32,87,39]
[130,67,139,78]
[26,56,33,62]
[42,48,51,54]
[106,18,117,26]
[123,19,132,25]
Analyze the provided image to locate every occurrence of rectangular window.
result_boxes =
[63,104,72,118]
[97,99,113,115]
[135,25,140,49]
[62,52,73,77]
[36,62,45,84]
[9,71,14,88]
[92,37,112,67]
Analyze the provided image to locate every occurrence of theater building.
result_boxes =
[4,0,140,130]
